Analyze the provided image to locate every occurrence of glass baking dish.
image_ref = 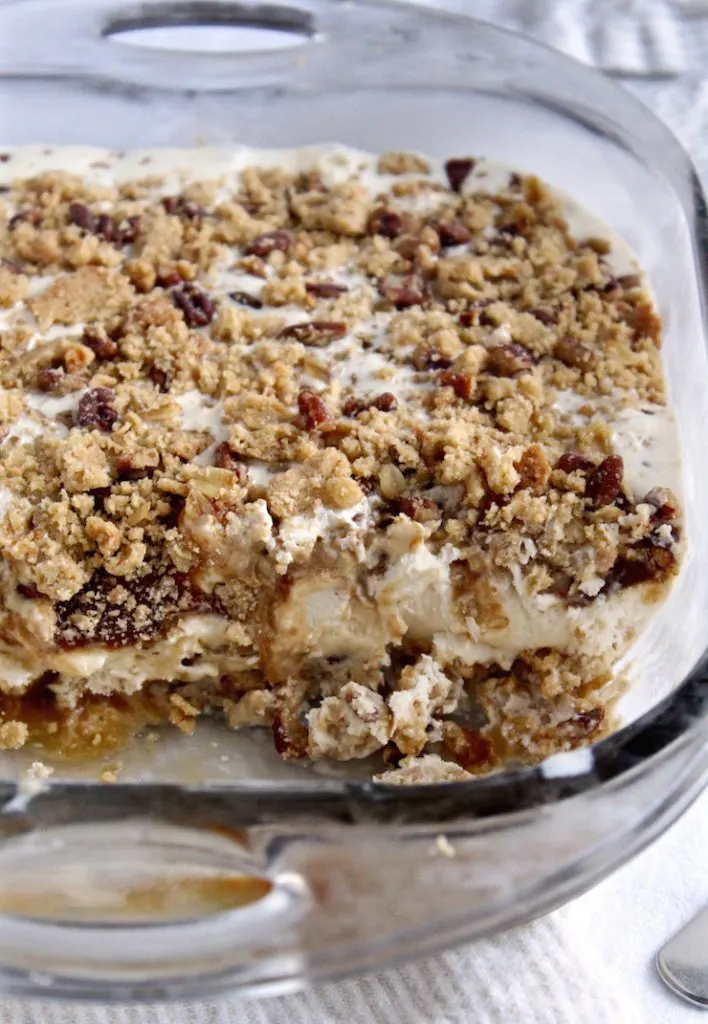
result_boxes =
[0,0,707,1003]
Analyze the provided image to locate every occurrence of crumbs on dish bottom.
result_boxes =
[0,144,682,783]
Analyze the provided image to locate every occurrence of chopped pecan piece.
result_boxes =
[644,486,680,521]
[435,220,471,247]
[611,545,677,588]
[35,368,65,392]
[383,275,430,309]
[68,204,138,246]
[161,195,205,219]
[399,495,441,523]
[94,214,114,242]
[271,711,307,760]
[444,157,476,193]
[458,301,493,328]
[413,344,451,371]
[557,452,596,474]
[602,273,641,297]
[342,397,365,416]
[298,389,331,430]
[149,365,169,392]
[554,336,594,370]
[113,215,141,245]
[157,267,182,289]
[477,486,512,520]
[497,209,533,237]
[439,369,473,400]
[370,391,398,412]
[557,708,605,740]
[82,324,118,360]
[478,308,498,327]
[585,455,624,507]
[278,320,347,346]
[529,307,556,325]
[243,230,293,258]
[172,283,215,328]
[487,343,534,376]
[343,392,398,416]
[68,201,96,231]
[368,207,405,238]
[36,368,83,394]
[212,441,246,479]
[229,290,263,309]
[305,281,348,298]
[76,388,118,432]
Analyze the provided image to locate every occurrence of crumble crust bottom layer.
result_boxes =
[0,145,683,782]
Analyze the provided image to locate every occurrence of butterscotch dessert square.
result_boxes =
[0,144,682,781]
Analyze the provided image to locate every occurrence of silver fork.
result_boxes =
[657,904,708,1007]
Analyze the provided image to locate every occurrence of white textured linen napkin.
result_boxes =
[412,0,690,75]
[3,3,708,1022]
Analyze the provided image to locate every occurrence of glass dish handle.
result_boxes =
[0,780,311,999]
[0,0,325,90]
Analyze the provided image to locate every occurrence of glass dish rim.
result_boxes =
[1,2,707,823]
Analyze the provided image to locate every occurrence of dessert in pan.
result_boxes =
[0,145,682,782]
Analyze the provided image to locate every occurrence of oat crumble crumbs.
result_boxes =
[0,145,682,783]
